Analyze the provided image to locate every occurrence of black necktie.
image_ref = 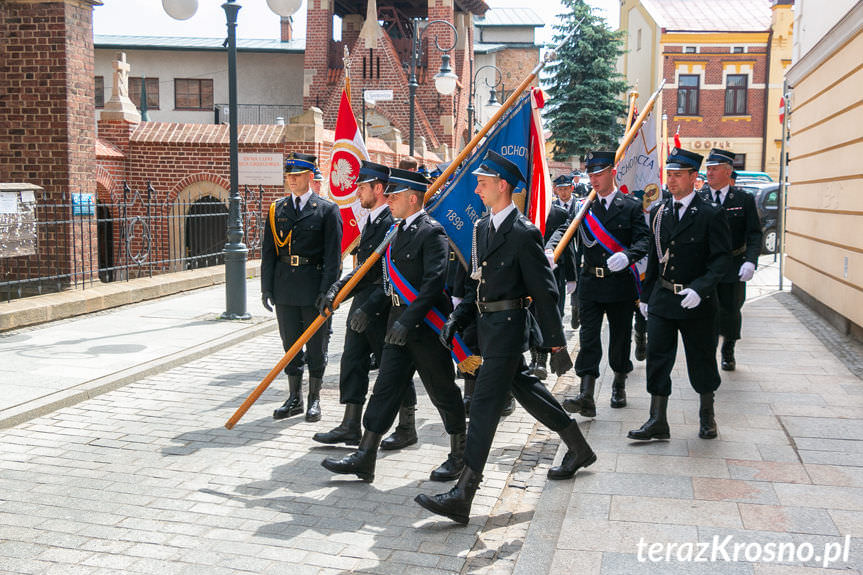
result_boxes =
[295,196,302,213]
[674,201,683,221]
[365,214,372,228]
[488,222,496,245]
[715,190,721,205]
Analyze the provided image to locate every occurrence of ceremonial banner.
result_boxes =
[615,109,662,216]
[427,88,551,267]
[328,86,371,256]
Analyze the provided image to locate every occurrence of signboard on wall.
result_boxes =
[239,153,284,186]
[0,184,39,258]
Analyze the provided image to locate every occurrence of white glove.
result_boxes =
[678,288,702,309]
[566,281,577,295]
[738,261,756,282]
[545,249,558,271]
[639,302,649,318]
[451,296,463,308]
[607,252,630,272]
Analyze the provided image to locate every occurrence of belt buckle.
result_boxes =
[595,267,605,278]
[673,283,684,294]
[290,255,300,266]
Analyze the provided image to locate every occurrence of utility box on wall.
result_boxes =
[0,183,41,258]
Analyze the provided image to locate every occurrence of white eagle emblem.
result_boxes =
[330,158,356,190]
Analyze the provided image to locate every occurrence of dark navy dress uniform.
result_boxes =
[699,148,762,370]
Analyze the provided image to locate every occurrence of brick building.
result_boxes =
[618,0,794,178]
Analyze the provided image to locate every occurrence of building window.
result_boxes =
[683,46,697,53]
[95,76,104,108]
[733,154,746,170]
[129,77,160,110]
[725,74,748,115]
[677,75,699,115]
[175,78,214,111]
[732,46,745,54]
[637,29,642,51]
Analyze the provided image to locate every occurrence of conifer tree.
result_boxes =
[543,0,629,160]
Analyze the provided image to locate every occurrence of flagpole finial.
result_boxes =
[343,45,351,78]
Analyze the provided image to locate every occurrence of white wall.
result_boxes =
[792,0,858,61]
[95,49,304,123]
[473,52,501,132]
[477,27,536,44]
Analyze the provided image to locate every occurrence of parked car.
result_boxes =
[738,183,780,253]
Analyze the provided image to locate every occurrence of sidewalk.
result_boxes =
[0,255,861,574]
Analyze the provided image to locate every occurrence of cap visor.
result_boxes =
[665,163,693,171]
[472,166,499,178]
[586,165,612,175]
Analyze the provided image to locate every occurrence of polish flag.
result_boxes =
[328,86,370,257]
[528,87,552,236]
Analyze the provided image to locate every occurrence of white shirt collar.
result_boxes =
[368,203,388,223]
[292,190,313,211]
[491,202,517,230]
[672,191,696,219]
[708,184,730,204]
[596,189,617,208]
[403,209,425,228]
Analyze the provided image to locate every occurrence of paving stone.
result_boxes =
[600,551,755,575]
[616,453,730,478]
[692,478,781,504]
[609,496,743,528]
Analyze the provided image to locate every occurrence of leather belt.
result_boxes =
[477,297,531,314]
[583,266,611,278]
[660,278,689,294]
[279,254,320,266]
[731,245,747,256]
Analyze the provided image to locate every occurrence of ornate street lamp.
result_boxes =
[408,18,458,156]
[162,0,302,320]
[466,62,502,137]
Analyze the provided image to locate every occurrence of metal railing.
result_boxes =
[214,104,303,125]
[0,183,264,302]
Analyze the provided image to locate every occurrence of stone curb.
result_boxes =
[0,315,276,429]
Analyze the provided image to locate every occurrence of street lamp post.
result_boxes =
[408,18,458,157]
[162,0,301,320]
[466,62,503,137]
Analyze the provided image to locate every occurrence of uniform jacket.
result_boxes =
[332,206,393,319]
[544,202,577,282]
[699,185,762,283]
[550,191,651,302]
[642,193,732,319]
[261,193,342,307]
[385,211,452,332]
[452,210,565,357]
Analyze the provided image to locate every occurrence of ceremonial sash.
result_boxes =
[385,240,481,374]
[582,208,643,296]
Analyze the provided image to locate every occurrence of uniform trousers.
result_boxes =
[464,354,571,473]
[574,297,635,377]
[646,310,722,396]
[275,304,328,378]
[339,301,417,407]
[554,270,566,316]
[362,323,464,436]
[716,281,746,341]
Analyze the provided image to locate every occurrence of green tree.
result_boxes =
[543,0,629,161]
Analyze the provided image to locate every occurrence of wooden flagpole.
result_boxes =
[224,22,586,430]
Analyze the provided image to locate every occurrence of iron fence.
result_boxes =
[213,104,304,125]
[0,182,264,302]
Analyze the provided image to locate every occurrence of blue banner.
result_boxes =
[426,93,533,268]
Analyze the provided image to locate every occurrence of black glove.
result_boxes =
[349,308,370,333]
[384,321,409,346]
[317,283,340,316]
[439,317,458,350]
[261,292,274,313]
[549,348,573,376]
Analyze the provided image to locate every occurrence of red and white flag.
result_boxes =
[527,87,552,236]
[328,85,370,257]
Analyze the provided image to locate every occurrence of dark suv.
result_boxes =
[739,183,780,253]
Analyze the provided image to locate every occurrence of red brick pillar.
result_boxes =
[424,0,457,152]
[0,0,100,293]
[303,0,334,111]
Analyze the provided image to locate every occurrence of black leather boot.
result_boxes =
[414,466,482,525]
[312,403,362,445]
[429,432,465,481]
[273,374,303,420]
[379,405,418,450]
[627,395,670,440]
[610,372,627,408]
[548,420,597,479]
[570,305,580,329]
[533,350,548,381]
[634,325,647,361]
[528,349,538,376]
[562,375,596,417]
[721,340,736,371]
[305,377,322,422]
[321,430,382,482]
[463,376,475,417]
[698,392,718,439]
[500,393,516,418]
